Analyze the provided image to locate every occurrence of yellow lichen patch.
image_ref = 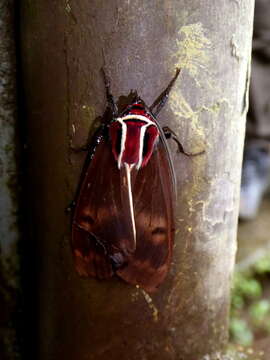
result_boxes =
[170,22,226,136]
[174,23,211,80]
[187,226,192,233]
[169,90,227,145]
[65,2,71,13]
[169,90,205,143]
[141,289,159,323]
[188,199,205,216]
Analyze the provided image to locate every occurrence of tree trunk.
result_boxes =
[20,1,254,359]
[0,1,20,359]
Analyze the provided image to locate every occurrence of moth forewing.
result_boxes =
[71,69,180,292]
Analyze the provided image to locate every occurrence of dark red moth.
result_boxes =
[72,69,181,292]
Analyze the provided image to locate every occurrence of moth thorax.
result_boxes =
[110,116,159,169]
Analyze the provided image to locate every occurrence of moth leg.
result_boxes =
[69,124,106,153]
[163,126,205,156]
[150,68,181,117]
[101,67,118,117]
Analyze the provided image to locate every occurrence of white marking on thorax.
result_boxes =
[115,114,158,169]
[115,117,127,169]
[124,163,136,245]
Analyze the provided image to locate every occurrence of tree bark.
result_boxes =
[0,1,20,359]
[20,1,254,359]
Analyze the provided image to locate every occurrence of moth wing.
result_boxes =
[72,129,137,279]
[117,138,175,292]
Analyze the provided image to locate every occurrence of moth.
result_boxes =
[72,68,190,292]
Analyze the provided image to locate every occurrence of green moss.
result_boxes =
[230,253,270,347]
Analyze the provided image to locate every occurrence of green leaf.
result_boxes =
[229,318,253,346]
[249,299,270,324]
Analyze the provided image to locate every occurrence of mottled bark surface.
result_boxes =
[20,1,254,359]
[0,0,20,359]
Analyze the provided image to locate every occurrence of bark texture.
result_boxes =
[20,1,254,359]
[0,1,20,359]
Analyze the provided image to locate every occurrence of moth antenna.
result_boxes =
[150,68,181,117]
[133,90,139,102]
